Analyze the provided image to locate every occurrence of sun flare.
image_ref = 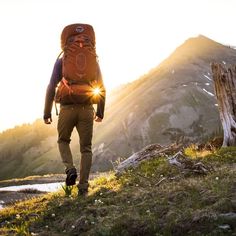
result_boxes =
[92,88,101,95]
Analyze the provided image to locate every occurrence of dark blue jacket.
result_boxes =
[44,58,106,119]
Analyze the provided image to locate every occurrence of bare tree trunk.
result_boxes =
[211,63,236,146]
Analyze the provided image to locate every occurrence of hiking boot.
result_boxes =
[65,168,77,186]
[78,189,88,197]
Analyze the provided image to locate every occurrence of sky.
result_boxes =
[0,0,236,132]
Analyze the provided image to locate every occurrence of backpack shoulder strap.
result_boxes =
[57,50,64,60]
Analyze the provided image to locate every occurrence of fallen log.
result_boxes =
[115,143,182,174]
[115,143,213,176]
[168,151,214,175]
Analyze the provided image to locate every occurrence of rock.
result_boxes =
[218,212,236,222]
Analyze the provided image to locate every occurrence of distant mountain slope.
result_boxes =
[0,120,59,180]
[91,35,236,170]
[1,35,236,180]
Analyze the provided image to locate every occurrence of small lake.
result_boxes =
[0,182,64,192]
[0,182,64,209]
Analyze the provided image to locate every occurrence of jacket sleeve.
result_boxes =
[43,58,62,119]
[96,63,106,119]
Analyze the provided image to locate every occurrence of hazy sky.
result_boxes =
[0,0,235,131]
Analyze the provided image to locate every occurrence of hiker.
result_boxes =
[43,23,106,196]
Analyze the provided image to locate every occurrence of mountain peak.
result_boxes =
[161,34,233,67]
[189,34,217,43]
[175,34,222,56]
[183,34,222,50]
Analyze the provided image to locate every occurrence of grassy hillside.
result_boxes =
[0,146,235,235]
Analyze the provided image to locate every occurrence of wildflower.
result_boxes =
[136,184,139,187]
[71,225,75,229]
[146,209,151,213]
[51,213,56,217]
[91,221,95,225]
[45,225,49,229]
[16,214,21,219]
[215,177,219,180]
[95,199,103,204]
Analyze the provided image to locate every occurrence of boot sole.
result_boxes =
[66,173,78,186]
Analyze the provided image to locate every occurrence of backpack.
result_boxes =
[55,23,101,104]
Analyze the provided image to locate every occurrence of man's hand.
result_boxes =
[94,116,102,122]
[44,117,52,124]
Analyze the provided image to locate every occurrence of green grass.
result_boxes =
[0,147,235,235]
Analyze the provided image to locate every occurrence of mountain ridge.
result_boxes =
[92,34,236,170]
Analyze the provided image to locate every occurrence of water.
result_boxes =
[0,182,64,209]
[0,182,64,192]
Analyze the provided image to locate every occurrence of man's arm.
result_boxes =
[44,58,62,124]
[95,63,106,122]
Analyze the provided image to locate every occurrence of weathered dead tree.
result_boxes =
[211,63,236,146]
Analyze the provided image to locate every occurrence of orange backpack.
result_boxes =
[55,23,100,104]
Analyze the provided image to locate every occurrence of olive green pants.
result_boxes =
[57,104,94,190]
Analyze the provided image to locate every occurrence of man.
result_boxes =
[43,24,105,196]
